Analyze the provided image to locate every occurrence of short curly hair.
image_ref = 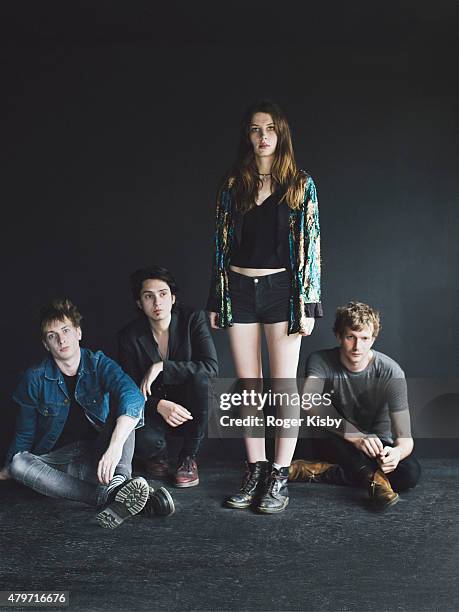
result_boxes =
[333,301,381,339]
[40,298,83,339]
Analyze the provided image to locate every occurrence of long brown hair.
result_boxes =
[228,100,306,213]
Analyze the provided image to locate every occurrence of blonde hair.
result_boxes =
[333,301,381,338]
[40,298,82,339]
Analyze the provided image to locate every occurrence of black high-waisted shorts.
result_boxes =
[228,269,291,324]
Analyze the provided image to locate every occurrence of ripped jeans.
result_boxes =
[9,429,135,508]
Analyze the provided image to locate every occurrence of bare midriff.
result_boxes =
[229,265,287,277]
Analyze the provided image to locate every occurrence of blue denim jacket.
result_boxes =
[5,348,145,465]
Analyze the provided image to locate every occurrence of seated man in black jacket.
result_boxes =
[118,266,218,488]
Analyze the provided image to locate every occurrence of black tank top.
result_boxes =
[231,191,290,268]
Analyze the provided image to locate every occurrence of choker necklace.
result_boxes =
[258,172,271,178]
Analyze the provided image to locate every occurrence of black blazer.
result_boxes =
[118,306,218,409]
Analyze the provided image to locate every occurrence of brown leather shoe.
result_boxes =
[289,460,337,482]
[144,456,170,479]
[369,469,399,509]
[174,456,199,488]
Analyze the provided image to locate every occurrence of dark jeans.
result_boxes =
[312,433,421,492]
[9,420,135,508]
[135,374,210,461]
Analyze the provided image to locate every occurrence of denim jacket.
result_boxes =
[5,348,145,465]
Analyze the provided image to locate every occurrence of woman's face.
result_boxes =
[248,112,278,160]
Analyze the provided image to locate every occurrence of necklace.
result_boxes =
[257,172,271,177]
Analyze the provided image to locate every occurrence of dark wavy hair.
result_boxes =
[130,265,179,302]
[40,298,82,338]
[227,100,306,213]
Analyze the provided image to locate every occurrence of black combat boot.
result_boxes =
[142,482,175,517]
[256,465,290,514]
[96,477,150,529]
[224,461,269,509]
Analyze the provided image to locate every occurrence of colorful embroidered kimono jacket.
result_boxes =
[207,171,322,335]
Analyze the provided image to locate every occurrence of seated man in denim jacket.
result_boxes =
[0,298,174,528]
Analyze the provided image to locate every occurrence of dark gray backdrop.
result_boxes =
[1,1,458,457]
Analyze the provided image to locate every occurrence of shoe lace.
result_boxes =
[180,457,195,472]
[241,469,259,493]
[265,472,281,496]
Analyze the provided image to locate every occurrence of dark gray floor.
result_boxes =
[1,459,458,612]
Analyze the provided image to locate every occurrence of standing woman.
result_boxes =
[207,100,323,513]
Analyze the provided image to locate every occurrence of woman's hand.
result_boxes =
[140,362,163,400]
[157,399,193,427]
[208,312,219,330]
[299,318,315,336]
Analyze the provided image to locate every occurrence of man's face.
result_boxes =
[137,278,175,323]
[42,316,81,362]
[337,325,375,371]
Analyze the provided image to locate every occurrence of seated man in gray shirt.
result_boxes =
[290,301,420,509]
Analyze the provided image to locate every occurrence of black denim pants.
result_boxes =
[135,374,211,461]
[312,433,421,492]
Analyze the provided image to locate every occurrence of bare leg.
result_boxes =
[228,323,266,462]
[264,321,302,466]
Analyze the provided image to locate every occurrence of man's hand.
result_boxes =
[299,317,315,337]
[208,312,219,330]
[140,362,163,400]
[97,442,123,485]
[0,467,11,481]
[378,446,401,474]
[351,435,384,458]
[157,399,193,428]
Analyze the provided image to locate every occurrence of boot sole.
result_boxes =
[224,499,252,509]
[374,493,400,510]
[97,477,150,529]
[174,477,199,488]
[256,498,289,514]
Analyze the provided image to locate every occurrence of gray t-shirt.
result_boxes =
[306,348,410,442]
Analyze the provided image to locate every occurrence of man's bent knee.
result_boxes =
[9,451,35,480]
[185,374,210,396]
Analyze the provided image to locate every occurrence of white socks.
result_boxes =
[272,462,289,471]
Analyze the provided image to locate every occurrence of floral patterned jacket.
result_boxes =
[207,171,322,335]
